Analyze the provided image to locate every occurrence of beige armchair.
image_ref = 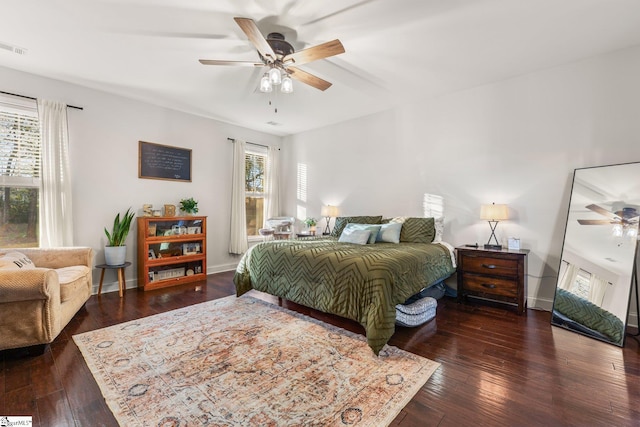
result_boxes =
[0,247,93,353]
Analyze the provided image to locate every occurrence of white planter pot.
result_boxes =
[105,246,127,266]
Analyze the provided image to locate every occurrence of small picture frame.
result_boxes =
[507,237,521,251]
[148,224,157,237]
[195,265,202,274]
[182,243,200,255]
[187,226,201,234]
[148,249,156,260]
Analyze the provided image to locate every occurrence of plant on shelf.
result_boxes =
[104,207,135,265]
[179,197,199,215]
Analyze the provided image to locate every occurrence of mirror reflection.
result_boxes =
[552,162,640,346]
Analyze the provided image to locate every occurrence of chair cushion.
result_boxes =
[56,266,90,302]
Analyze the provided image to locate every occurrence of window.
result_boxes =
[245,148,266,237]
[0,96,40,248]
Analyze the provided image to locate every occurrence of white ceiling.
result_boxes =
[3,0,640,136]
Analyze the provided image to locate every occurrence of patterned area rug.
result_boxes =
[73,295,440,426]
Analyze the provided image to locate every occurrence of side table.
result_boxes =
[96,262,131,297]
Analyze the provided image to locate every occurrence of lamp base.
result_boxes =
[484,244,503,250]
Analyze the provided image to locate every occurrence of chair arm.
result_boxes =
[0,268,60,303]
[14,247,94,269]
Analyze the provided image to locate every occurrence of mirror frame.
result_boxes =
[551,162,639,347]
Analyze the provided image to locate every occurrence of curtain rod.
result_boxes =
[0,90,83,110]
[227,137,280,150]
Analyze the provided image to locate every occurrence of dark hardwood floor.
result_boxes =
[2,271,639,426]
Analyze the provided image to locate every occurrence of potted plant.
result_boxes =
[104,207,135,266]
[179,197,199,215]
[304,217,317,235]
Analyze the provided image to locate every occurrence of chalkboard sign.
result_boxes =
[138,141,192,182]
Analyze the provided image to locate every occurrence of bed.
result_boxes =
[234,216,456,355]
[551,288,624,345]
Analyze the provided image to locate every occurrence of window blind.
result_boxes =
[0,96,40,186]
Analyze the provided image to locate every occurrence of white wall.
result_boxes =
[281,45,640,314]
[1,66,280,293]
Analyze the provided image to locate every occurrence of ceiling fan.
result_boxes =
[199,17,345,91]
[577,204,640,227]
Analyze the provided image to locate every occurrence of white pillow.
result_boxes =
[343,223,382,244]
[338,228,371,245]
[376,222,402,244]
[0,251,36,270]
[433,217,445,243]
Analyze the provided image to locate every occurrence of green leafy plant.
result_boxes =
[104,208,135,247]
[304,217,317,227]
[180,197,199,214]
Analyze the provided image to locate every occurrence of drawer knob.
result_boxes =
[481,283,497,289]
[482,263,497,269]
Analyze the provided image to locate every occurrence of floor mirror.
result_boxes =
[551,162,640,346]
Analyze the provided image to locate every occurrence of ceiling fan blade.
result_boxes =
[577,219,613,225]
[283,39,345,66]
[233,17,276,61]
[287,67,332,91]
[199,59,263,67]
[585,204,619,220]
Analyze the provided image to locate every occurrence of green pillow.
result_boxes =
[399,217,435,243]
[331,215,383,238]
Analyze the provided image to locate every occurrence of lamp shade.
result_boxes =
[259,74,272,92]
[480,203,508,221]
[281,74,293,93]
[321,205,339,218]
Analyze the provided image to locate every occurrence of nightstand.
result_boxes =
[456,246,529,314]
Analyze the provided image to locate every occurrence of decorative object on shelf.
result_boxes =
[104,208,135,266]
[480,203,509,250]
[321,205,339,235]
[187,226,201,234]
[164,204,176,217]
[142,204,153,217]
[303,217,317,235]
[148,249,156,260]
[182,243,200,255]
[152,210,161,217]
[179,197,199,215]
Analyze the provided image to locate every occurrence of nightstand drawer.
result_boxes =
[462,255,518,277]
[462,274,518,298]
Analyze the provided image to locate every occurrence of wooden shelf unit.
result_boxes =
[137,216,207,291]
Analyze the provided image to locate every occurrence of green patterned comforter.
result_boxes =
[234,238,455,354]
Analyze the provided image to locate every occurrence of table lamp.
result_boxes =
[321,205,339,235]
[480,203,508,250]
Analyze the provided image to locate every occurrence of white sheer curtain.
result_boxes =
[588,275,609,306]
[37,99,73,247]
[558,262,578,291]
[265,146,280,222]
[229,139,248,254]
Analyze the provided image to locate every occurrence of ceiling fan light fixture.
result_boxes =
[268,67,282,85]
[625,226,638,238]
[612,223,623,237]
[281,74,293,93]
[259,73,272,92]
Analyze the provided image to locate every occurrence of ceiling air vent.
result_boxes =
[0,42,28,55]
[266,121,282,126]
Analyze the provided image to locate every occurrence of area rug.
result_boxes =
[73,295,440,426]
